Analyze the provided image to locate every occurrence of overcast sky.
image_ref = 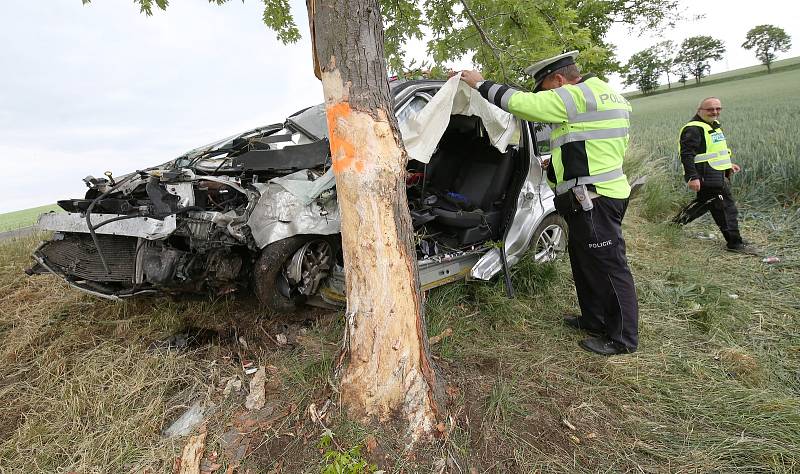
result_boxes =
[2,0,798,213]
[606,0,800,88]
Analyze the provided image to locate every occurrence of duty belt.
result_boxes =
[555,168,624,195]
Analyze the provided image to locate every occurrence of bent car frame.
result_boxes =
[28,78,567,312]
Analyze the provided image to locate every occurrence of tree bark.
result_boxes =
[307,0,441,442]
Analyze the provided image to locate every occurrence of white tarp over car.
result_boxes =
[270,75,519,204]
[290,75,519,167]
[398,74,519,164]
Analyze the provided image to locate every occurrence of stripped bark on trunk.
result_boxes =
[307,0,441,442]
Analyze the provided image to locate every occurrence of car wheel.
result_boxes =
[531,214,567,263]
[253,235,338,313]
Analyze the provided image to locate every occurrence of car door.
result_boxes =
[470,120,559,280]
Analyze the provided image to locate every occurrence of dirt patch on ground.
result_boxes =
[438,364,578,472]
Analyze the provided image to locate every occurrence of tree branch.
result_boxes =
[458,0,508,83]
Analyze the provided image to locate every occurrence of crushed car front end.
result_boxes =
[28,78,566,308]
[28,112,341,302]
[30,168,259,300]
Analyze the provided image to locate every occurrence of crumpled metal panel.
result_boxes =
[269,168,336,205]
[247,181,340,249]
[164,182,195,208]
[290,104,329,140]
[470,157,556,280]
[37,212,177,240]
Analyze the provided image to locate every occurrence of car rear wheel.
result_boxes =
[253,235,338,313]
[531,214,567,263]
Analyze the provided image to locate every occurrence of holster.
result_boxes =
[554,185,595,215]
[572,184,594,211]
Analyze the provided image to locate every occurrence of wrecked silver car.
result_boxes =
[28,78,566,311]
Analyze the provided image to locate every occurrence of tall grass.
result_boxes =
[628,67,800,208]
[624,144,684,220]
[2,209,799,471]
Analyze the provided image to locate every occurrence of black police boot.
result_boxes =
[563,315,604,334]
[579,336,636,356]
[726,241,760,255]
[723,230,740,245]
[724,230,759,255]
[726,244,759,255]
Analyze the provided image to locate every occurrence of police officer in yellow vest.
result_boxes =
[673,97,755,254]
[460,51,639,355]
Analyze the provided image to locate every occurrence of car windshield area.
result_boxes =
[396,95,430,124]
[172,117,330,176]
[172,90,439,177]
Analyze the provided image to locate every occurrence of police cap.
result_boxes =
[524,50,579,92]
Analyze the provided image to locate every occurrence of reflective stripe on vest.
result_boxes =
[708,156,732,168]
[693,148,730,163]
[555,168,625,195]
[553,87,631,124]
[548,77,631,198]
[680,120,732,171]
[694,150,731,169]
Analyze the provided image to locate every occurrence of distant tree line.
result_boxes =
[623,24,793,94]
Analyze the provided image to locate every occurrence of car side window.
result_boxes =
[531,122,553,155]
[396,95,429,125]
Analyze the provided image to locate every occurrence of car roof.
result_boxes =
[390,78,446,98]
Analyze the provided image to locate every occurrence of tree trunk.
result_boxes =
[307,0,441,442]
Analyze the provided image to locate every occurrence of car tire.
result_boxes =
[531,214,567,263]
[253,235,338,313]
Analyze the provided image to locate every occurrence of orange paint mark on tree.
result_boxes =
[327,101,358,173]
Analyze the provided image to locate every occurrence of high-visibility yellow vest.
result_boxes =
[680,120,733,171]
[506,77,632,199]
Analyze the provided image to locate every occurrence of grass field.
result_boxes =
[1,203,797,472]
[624,56,800,99]
[0,72,798,472]
[690,55,800,81]
[0,205,61,233]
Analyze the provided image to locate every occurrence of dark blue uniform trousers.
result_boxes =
[556,194,639,349]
